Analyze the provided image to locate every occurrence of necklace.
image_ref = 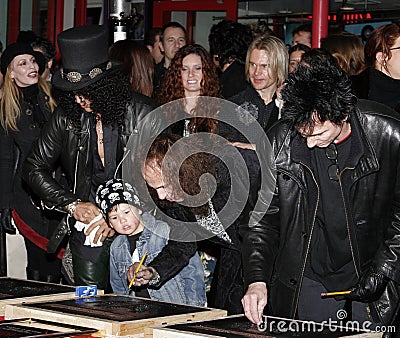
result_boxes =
[96,116,103,144]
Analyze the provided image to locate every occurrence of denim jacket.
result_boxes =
[110,212,206,306]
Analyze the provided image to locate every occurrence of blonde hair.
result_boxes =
[245,35,288,87]
[0,63,56,132]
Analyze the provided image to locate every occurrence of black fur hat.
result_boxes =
[1,42,45,76]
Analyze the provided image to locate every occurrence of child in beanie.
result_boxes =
[96,178,206,306]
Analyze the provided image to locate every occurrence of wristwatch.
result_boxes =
[66,199,81,217]
[148,267,161,286]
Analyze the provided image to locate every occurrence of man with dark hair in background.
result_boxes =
[154,22,187,96]
[145,27,163,65]
[31,37,57,82]
[292,23,312,47]
[208,20,253,98]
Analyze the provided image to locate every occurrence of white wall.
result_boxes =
[171,11,186,28]
[20,0,33,31]
[195,11,225,50]
[0,1,7,48]
[64,0,75,31]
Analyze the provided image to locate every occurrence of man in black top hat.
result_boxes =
[23,25,163,290]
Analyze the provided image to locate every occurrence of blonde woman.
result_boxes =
[0,42,61,282]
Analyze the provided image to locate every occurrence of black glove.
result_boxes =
[0,209,16,234]
[345,267,388,303]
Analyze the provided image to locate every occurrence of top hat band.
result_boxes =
[60,61,112,83]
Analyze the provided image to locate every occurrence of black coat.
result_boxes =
[241,100,400,325]
[220,61,248,99]
[149,144,260,314]
[220,85,280,143]
[0,86,61,239]
[351,67,400,114]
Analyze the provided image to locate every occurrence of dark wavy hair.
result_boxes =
[281,49,357,133]
[143,133,212,216]
[54,71,131,128]
[158,44,221,134]
[288,43,311,56]
[208,20,253,68]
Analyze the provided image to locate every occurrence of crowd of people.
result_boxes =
[1,18,400,336]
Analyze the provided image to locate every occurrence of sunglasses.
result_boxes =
[325,144,339,181]
[389,46,400,51]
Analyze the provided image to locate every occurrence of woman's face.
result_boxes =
[10,54,39,87]
[181,53,203,98]
[289,50,304,73]
[384,36,400,79]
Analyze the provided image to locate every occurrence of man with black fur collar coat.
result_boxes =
[242,49,400,335]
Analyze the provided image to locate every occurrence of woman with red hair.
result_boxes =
[158,44,221,135]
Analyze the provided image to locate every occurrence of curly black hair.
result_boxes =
[208,20,252,68]
[281,49,357,133]
[54,71,132,129]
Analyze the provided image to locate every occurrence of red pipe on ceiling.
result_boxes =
[312,0,329,48]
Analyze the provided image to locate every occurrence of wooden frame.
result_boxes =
[5,294,227,337]
[0,317,97,337]
[0,277,78,316]
[146,314,383,338]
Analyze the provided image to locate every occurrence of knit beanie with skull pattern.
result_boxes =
[95,178,143,218]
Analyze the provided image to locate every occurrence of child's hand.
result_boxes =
[127,264,156,286]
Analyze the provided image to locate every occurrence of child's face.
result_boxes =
[108,203,144,236]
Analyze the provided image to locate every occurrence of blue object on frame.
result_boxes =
[75,285,98,297]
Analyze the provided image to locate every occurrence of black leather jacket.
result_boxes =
[23,91,160,210]
[242,99,400,326]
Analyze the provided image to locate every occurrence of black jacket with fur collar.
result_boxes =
[242,99,400,326]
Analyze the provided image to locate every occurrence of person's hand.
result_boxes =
[73,201,99,223]
[0,209,16,234]
[85,216,115,243]
[231,142,256,151]
[344,267,388,303]
[242,282,268,324]
[127,264,157,287]
[74,202,115,242]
